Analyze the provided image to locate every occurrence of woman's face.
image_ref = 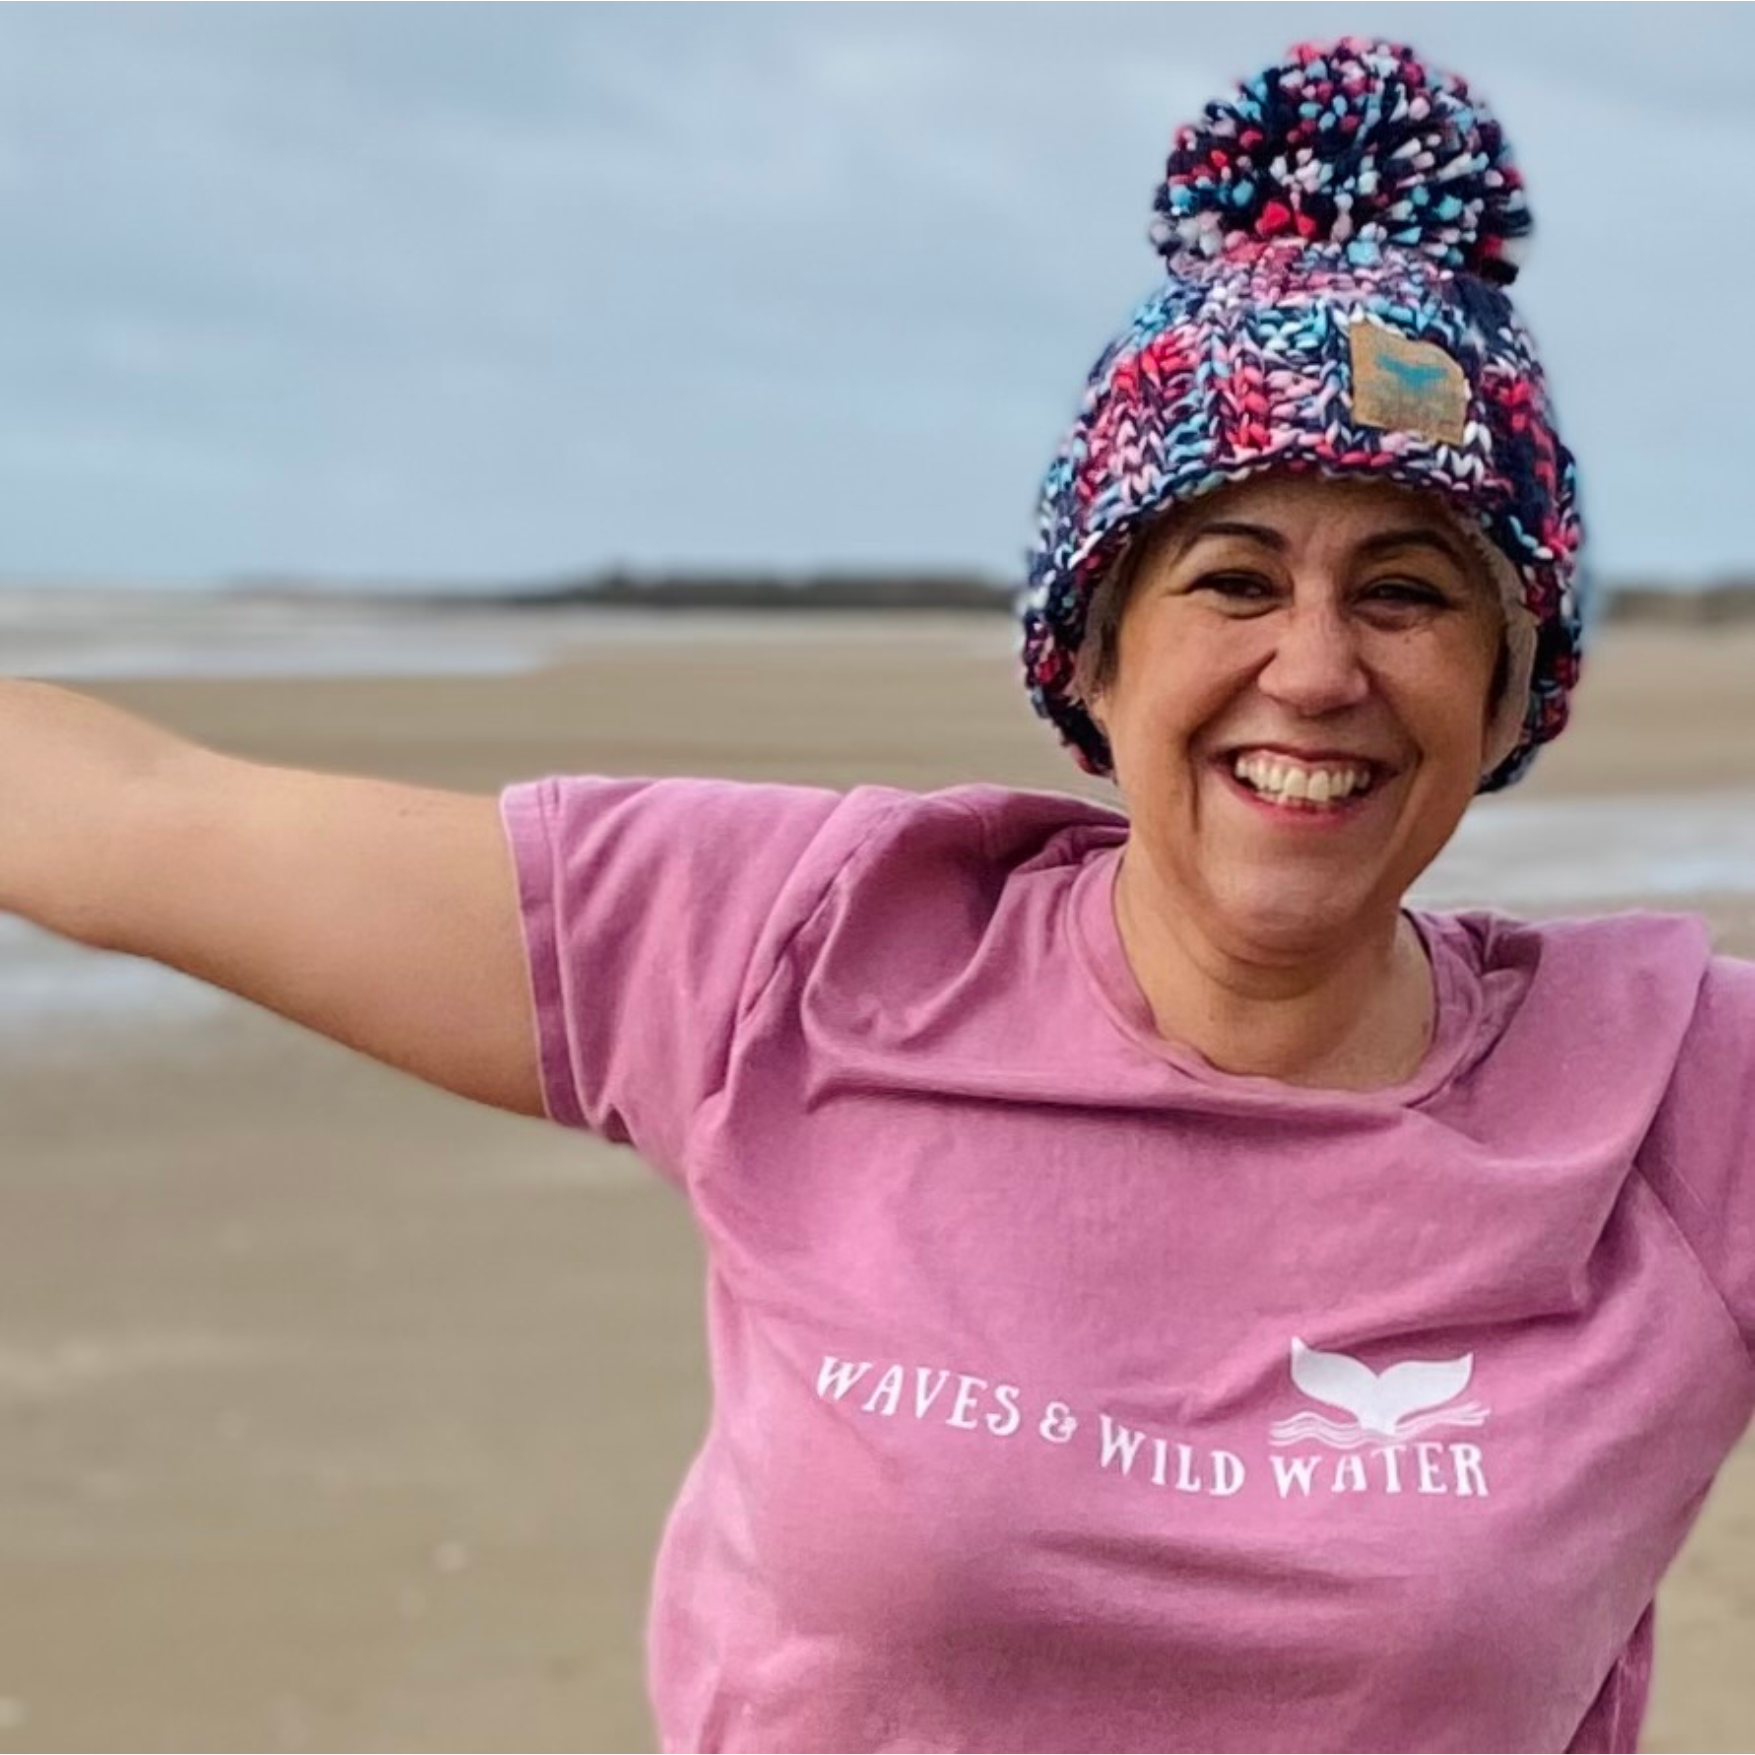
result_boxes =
[1088,472,1505,951]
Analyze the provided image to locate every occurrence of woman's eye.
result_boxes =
[1367,581,1447,606]
[1188,576,1449,607]
[1195,575,1273,600]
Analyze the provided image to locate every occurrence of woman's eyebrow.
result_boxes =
[1168,520,1473,573]
[1166,519,1283,562]
[1353,528,1472,570]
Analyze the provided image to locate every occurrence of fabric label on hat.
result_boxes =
[1348,321,1469,445]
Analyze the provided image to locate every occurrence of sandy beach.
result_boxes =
[3,613,1754,1753]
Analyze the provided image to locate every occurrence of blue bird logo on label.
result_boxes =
[1349,320,1469,444]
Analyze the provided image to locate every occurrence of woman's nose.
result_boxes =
[1255,598,1372,713]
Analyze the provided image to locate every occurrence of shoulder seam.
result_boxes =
[939,790,996,861]
[1632,945,1755,1375]
[733,786,926,1038]
[1633,1162,1755,1375]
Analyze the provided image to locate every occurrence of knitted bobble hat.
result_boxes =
[1019,37,1585,794]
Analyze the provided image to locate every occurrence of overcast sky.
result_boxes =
[2,4,1751,589]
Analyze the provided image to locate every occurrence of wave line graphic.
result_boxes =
[1268,1400,1491,1448]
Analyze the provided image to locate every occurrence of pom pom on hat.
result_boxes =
[1149,37,1531,284]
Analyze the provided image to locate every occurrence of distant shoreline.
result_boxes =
[222,571,1755,624]
[9,572,1755,624]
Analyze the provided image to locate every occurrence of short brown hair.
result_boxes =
[1067,522,1169,710]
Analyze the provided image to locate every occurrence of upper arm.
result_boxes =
[103,748,546,1119]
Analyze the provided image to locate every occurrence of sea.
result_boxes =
[2,583,1751,1036]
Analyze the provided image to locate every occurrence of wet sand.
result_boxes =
[3,614,1754,1752]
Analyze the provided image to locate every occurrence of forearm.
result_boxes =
[0,678,207,946]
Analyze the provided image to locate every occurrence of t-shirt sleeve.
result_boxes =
[1639,952,1755,1365]
[497,774,848,1184]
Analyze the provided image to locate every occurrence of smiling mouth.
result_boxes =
[1208,755,1395,821]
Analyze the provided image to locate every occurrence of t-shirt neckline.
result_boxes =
[1067,840,1480,1109]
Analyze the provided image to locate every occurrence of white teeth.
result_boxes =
[1230,753,1374,805]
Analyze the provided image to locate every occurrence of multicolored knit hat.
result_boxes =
[1019,37,1585,794]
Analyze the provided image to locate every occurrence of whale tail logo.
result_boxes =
[1270,1336,1490,1449]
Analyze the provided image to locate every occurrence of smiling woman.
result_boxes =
[471,38,1752,1755]
[10,30,1755,1755]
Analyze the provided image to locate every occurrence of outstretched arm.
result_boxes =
[0,678,545,1119]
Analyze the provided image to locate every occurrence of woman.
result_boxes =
[5,36,1751,1755]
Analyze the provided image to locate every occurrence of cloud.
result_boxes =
[0,5,1750,583]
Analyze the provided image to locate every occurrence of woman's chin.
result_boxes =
[1203,881,1382,953]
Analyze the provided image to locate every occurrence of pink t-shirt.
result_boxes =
[498,775,1755,1754]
